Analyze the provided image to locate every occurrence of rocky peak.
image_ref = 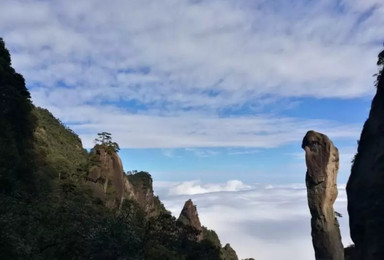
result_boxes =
[347,50,384,259]
[302,130,344,260]
[178,199,203,241]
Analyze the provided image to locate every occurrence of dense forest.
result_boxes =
[0,38,238,260]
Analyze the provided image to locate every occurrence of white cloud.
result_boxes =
[30,101,361,148]
[155,181,353,260]
[1,1,382,101]
[161,149,177,158]
[2,0,381,102]
[184,148,220,157]
[168,180,251,195]
[0,0,379,148]
[227,148,260,155]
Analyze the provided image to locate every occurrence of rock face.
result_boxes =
[302,130,344,260]
[87,146,134,208]
[178,199,240,260]
[126,171,165,217]
[347,51,384,260]
[178,199,204,241]
[87,145,166,215]
[87,146,165,216]
[221,243,239,260]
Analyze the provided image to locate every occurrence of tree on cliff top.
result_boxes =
[94,132,120,153]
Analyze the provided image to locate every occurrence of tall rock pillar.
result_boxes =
[178,199,204,241]
[302,130,344,260]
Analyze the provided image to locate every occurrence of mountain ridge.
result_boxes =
[0,37,240,260]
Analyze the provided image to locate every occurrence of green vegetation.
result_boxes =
[94,131,120,153]
[221,244,239,260]
[127,171,153,190]
[33,107,89,181]
[202,227,222,248]
[144,213,221,260]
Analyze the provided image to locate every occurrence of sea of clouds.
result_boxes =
[154,180,353,260]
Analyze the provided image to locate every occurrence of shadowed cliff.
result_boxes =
[347,49,384,260]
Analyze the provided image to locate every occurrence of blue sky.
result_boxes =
[1,1,383,258]
[118,96,371,184]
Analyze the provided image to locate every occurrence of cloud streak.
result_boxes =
[33,103,361,148]
[167,180,251,195]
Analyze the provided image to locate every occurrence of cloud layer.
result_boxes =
[0,0,382,148]
[155,181,353,260]
[167,180,251,195]
[68,108,361,148]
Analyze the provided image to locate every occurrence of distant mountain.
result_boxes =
[0,37,239,260]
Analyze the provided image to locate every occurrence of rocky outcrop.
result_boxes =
[126,171,165,217]
[302,130,344,260]
[346,50,384,260]
[178,199,204,241]
[178,199,239,260]
[221,243,239,260]
[87,147,165,216]
[87,146,134,208]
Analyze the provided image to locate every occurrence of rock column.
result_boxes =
[302,130,344,260]
[178,199,204,241]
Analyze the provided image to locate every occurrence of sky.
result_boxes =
[1,0,383,259]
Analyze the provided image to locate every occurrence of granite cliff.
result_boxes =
[126,171,166,217]
[87,145,166,215]
[87,146,134,208]
[346,49,384,259]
